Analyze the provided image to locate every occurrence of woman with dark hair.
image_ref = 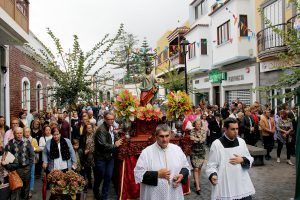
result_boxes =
[18,112,26,128]
[31,119,43,143]
[80,123,95,189]
[42,127,77,172]
[37,125,53,177]
[276,110,294,165]
[190,119,207,194]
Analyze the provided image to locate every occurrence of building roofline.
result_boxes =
[208,0,231,17]
[184,24,209,36]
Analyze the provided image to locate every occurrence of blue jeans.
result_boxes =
[93,159,114,200]
[30,164,35,191]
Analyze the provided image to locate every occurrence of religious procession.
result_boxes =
[0,0,299,200]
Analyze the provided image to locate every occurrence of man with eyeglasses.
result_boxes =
[3,118,19,147]
[93,111,123,200]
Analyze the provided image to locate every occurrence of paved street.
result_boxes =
[32,143,296,200]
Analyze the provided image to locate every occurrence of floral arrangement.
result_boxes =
[47,170,86,195]
[114,90,140,122]
[137,104,163,121]
[166,91,192,120]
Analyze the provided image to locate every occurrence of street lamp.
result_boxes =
[180,38,190,94]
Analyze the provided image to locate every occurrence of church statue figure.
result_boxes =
[139,67,158,106]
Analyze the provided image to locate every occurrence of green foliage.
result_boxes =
[25,24,124,109]
[109,31,140,83]
[136,39,155,72]
[256,0,300,108]
[110,32,155,84]
[159,66,199,94]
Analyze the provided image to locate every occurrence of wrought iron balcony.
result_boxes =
[257,23,287,60]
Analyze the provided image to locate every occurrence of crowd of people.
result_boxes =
[0,98,297,200]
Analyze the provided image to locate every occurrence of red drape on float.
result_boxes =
[140,87,157,106]
[118,156,190,200]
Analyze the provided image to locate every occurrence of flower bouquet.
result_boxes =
[47,170,86,197]
[137,104,163,121]
[166,91,192,120]
[114,90,140,122]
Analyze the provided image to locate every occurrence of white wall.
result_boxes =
[186,25,212,73]
[208,0,256,66]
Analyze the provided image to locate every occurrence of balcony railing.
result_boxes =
[257,23,286,56]
[0,0,29,33]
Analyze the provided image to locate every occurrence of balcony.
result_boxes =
[257,23,287,60]
[0,0,29,44]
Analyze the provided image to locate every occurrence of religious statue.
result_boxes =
[139,67,158,106]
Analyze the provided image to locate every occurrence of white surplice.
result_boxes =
[134,142,190,200]
[206,137,255,200]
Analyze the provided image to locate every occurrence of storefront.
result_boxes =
[192,74,211,106]
[221,65,258,106]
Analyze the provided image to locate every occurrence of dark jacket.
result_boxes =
[94,122,119,161]
[208,118,222,144]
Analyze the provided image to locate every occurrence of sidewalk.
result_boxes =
[32,143,296,200]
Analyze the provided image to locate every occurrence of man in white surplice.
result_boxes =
[206,118,255,200]
[134,124,190,200]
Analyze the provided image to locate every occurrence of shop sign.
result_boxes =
[208,69,227,83]
[228,75,244,82]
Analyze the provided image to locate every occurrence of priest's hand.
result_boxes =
[229,154,244,165]
[172,174,183,188]
[158,168,170,180]
[115,139,123,147]
[211,175,218,185]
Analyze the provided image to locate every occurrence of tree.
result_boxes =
[109,31,140,84]
[256,1,300,109]
[136,39,155,73]
[25,24,124,110]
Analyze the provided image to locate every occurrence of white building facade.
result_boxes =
[186,0,259,107]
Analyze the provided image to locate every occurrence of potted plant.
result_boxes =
[47,170,86,200]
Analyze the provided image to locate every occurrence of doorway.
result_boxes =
[213,86,220,107]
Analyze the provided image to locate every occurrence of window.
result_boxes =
[163,49,168,61]
[217,21,230,45]
[263,0,283,27]
[188,42,196,59]
[36,82,43,111]
[0,46,5,67]
[263,0,284,48]
[239,15,248,37]
[201,39,207,55]
[195,0,208,20]
[21,77,30,111]
[157,53,162,65]
[195,5,199,20]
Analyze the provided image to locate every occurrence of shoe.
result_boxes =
[196,189,201,195]
[265,155,270,160]
[276,158,280,163]
[29,191,33,198]
[287,160,294,166]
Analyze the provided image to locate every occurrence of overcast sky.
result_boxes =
[30,0,189,52]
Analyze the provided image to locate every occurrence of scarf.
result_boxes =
[49,137,70,161]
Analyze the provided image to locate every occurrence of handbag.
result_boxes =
[8,170,23,191]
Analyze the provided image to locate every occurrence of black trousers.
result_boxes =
[263,135,274,156]
[277,140,292,160]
